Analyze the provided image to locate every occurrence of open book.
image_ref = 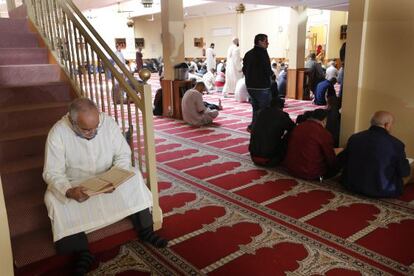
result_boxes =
[80,167,135,196]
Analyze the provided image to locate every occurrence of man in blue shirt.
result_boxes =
[340,111,413,198]
[314,78,337,105]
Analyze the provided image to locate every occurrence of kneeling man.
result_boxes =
[182,82,219,126]
[340,111,413,197]
[43,98,167,275]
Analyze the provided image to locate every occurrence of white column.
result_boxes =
[161,0,185,80]
[341,0,414,156]
[237,12,244,55]
[6,0,16,12]
[287,6,307,69]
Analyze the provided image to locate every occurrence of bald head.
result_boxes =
[370,111,394,132]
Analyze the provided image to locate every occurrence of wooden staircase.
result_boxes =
[0,16,75,268]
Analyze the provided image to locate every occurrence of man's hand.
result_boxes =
[66,187,90,202]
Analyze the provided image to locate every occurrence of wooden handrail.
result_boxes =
[24,0,162,228]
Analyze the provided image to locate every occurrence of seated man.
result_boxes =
[314,77,337,106]
[283,109,338,180]
[214,66,226,93]
[203,68,216,91]
[340,111,413,198]
[249,97,295,167]
[235,77,249,103]
[43,98,167,275]
[182,82,219,126]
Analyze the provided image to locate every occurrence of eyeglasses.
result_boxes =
[73,121,99,139]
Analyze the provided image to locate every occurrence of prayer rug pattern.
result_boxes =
[88,74,414,275]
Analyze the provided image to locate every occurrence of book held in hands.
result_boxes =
[80,167,135,196]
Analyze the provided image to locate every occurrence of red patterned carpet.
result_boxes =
[85,75,414,276]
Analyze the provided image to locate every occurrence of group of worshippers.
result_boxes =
[242,34,413,199]
[186,38,243,98]
[249,101,414,198]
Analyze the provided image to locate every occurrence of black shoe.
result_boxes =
[73,250,94,276]
[139,228,169,248]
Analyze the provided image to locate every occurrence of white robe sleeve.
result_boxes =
[43,126,72,204]
[109,116,133,170]
[234,48,242,72]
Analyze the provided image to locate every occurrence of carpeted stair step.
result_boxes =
[0,48,48,65]
[0,127,49,164]
[0,82,72,107]
[0,32,38,48]
[1,166,44,198]
[0,64,61,87]
[12,228,55,268]
[0,18,29,33]
[6,188,50,239]
[8,4,27,19]
[0,102,69,133]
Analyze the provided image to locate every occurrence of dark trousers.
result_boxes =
[55,208,153,254]
[247,88,272,127]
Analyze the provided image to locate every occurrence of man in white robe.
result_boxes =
[203,68,216,91]
[223,38,243,97]
[206,43,216,72]
[235,77,249,102]
[182,82,219,126]
[43,98,167,275]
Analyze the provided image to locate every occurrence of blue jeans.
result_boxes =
[247,88,272,127]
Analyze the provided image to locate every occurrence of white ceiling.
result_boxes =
[74,0,348,12]
[212,0,348,11]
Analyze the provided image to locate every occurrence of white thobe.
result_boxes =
[203,71,215,91]
[115,50,126,64]
[206,47,216,72]
[43,113,153,242]
[223,44,243,96]
[325,65,339,80]
[235,77,249,103]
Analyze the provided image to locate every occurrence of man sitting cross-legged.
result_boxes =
[43,98,167,275]
[339,111,414,198]
[182,81,220,126]
[249,97,295,167]
[283,109,339,180]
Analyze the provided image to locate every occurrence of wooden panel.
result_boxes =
[161,79,173,117]
[161,79,193,119]
[286,69,297,99]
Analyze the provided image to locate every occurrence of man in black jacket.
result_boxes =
[340,111,413,198]
[249,97,295,167]
[243,34,272,131]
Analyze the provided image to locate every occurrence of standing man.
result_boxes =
[115,43,126,64]
[206,43,216,72]
[135,47,143,73]
[243,34,272,131]
[223,37,243,98]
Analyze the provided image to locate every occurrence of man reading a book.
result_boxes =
[43,98,167,275]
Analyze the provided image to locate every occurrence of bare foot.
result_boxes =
[218,99,223,110]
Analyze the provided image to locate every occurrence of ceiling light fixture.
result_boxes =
[235,3,245,14]
[141,0,153,8]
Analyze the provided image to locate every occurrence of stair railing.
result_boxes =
[24,0,162,228]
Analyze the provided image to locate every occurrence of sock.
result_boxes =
[139,227,168,248]
[73,250,94,276]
